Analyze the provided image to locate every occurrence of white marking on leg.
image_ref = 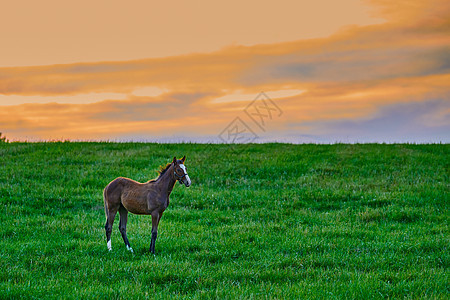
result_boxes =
[126,245,134,253]
[107,240,112,251]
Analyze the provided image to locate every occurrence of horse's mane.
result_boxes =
[157,162,172,178]
[148,163,172,183]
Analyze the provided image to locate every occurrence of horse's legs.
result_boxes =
[149,212,163,254]
[118,205,133,252]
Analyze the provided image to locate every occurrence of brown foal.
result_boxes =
[103,156,191,253]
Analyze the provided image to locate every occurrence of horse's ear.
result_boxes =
[172,156,177,165]
[181,155,186,163]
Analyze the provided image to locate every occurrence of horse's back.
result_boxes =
[105,177,139,195]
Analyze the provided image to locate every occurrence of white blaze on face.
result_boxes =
[179,164,191,186]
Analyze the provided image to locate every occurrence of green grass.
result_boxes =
[0,142,448,299]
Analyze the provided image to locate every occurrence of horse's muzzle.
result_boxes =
[179,177,191,187]
[183,175,191,187]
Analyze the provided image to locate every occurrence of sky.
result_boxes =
[0,0,449,143]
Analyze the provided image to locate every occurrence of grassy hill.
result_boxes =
[0,142,448,298]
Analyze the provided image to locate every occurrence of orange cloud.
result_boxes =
[0,0,380,67]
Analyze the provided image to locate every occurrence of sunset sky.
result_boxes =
[1,0,449,143]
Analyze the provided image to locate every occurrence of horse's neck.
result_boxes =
[156,165,177,196]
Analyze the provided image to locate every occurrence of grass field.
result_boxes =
[0,142,448,299]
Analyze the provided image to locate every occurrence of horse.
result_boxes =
[103,156,191,254]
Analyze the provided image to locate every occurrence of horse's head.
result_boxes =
[172,156,191,187]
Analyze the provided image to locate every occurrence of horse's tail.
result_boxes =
[103,185,109,219]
